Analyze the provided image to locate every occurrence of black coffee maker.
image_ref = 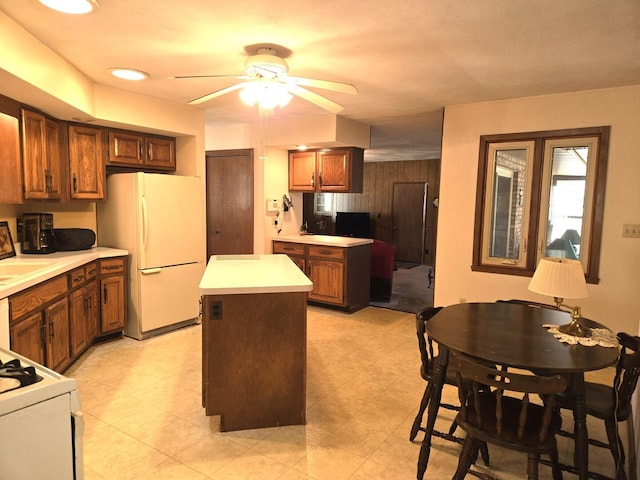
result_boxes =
[21,213,57,254]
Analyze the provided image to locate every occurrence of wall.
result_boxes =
[0,11,205,258]
[436,85,640,337]
[302,159,440,265]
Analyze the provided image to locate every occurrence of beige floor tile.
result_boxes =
[68,306,623,479]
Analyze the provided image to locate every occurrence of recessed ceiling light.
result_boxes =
[38,0,100,14]
[109,68,149,81]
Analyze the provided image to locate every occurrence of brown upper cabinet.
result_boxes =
[68,124,105,200]
[288,147,364,193]
[21,109,62,200]
[0,98,22,204]
[108,130,176,171]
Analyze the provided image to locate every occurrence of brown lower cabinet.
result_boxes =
[272,241,370,312]
[9,256,127,372]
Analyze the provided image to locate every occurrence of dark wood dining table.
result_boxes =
[417,301,620,480]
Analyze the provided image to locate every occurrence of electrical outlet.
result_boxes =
[622,224,640,238]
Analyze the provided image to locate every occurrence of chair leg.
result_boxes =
[453,437,480,480]
[410,382,433,441]
[526,453,540,480]
[604,418,627,480]
[547,444,563,480]
[627,416,636,480]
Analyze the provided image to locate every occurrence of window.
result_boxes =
[313,192,334,216]
[472,126,609,283]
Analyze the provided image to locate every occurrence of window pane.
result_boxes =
[481,143,533,267]
[539,139,598,270]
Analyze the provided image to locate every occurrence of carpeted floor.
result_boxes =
[370,264,434,314]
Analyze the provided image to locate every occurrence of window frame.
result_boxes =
[472,126,610,284]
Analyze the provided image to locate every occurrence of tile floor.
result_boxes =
[68,305,624,479]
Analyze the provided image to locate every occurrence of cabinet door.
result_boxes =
[86,279,99,341]
[46,297,70,372]
[0,109,22,203]
[288,151,316,192]
[22,109,60,199]
[307,258,344,304]
[69,287,86,357]
[101,274,125,333]
[317,149,349,192]
[10,312,45,365]
[68,125,105,200]
[145,137,175,169]
[108,131,143,165]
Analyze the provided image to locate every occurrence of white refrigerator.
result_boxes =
[97,173,205,339]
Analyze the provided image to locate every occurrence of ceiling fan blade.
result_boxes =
[171,74,249,80]
[289,86,344,113]
[188,82,249,105]
[287,76,358,94]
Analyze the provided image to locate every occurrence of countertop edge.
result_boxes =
[0,247,129,299]
[273,234,373,247]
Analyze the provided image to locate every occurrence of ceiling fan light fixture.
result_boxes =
[240,81,292,111]
[38,0,100,14]
[109,68,149,81]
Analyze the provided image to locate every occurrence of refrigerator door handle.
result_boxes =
[141,195,149,249]
[141,268,162,275]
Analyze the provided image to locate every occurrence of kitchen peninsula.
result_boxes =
[199,254,312,431]
[273,234,373,312]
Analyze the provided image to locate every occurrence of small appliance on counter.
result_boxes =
[20,213,56,254]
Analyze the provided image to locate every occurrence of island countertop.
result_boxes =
[274,234,373,247]
[199,254,313,295]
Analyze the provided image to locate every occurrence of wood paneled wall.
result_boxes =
[303,159,440,265]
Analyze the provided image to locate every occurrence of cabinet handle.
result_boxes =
[318,173,323,188]
[103,285,108,303]
[103,265,120,270]
[72,173,77,193]
[310,173,314,187]
[140,144,144,159]
[147,144,152,160]
[49,320,55,339]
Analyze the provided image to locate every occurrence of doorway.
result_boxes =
[392,182,427,264]
[205,149,254,257]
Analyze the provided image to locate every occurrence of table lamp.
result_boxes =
[528,257,590,337]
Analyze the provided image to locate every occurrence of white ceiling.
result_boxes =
[1,0,639,162]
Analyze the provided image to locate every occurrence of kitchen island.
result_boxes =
[199,254,312,431]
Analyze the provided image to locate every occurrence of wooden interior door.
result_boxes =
[205,149,254,256]
[392,182,427,263]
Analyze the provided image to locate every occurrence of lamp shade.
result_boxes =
[528,257,588,299]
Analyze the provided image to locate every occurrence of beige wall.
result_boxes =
[437,85,640,461]
[436,85,640,336]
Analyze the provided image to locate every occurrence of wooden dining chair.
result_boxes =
[555,332,640,480]
[450,351,567,480]
[410,307,490,466]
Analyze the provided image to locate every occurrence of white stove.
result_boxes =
[0,348,83,480]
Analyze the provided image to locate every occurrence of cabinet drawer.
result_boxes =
[68,267,86,289]
[308,245,345,260]
[100,257,125,274]
[85,261,98,280]
[10,275,68,321]
[273,241,306,256]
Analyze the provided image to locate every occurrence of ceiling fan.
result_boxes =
[172,47,358,113]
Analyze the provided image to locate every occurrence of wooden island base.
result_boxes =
[202,291,307,431]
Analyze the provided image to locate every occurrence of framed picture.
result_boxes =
[0,221,17,260]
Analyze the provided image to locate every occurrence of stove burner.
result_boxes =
[0,357,43,393]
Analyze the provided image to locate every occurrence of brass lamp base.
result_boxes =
[558,319,591,338]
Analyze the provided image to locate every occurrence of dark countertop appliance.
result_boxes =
[21,213,56,254]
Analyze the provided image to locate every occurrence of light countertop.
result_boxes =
[0,247,128,299]
[274,234,373,247]
[199,254,313,295]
